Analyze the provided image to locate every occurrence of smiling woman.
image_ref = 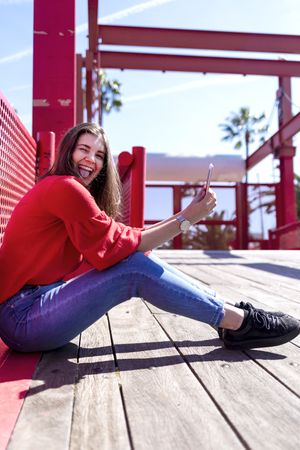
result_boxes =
[0,122,299,355]
[47,122,122,218]
[72,134,106,184]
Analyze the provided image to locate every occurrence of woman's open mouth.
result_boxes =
[78,165,93,179]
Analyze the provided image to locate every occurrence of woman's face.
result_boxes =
[72,133,106,186]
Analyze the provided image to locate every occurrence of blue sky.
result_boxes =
[1,0,300,187]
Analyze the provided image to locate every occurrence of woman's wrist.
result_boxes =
[181,209,201,225]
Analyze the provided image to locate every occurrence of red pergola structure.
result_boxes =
[32,0,299,246]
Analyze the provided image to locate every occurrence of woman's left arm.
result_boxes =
[144,187,206,231]
[137,189,216,252]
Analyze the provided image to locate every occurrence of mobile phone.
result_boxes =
[204,163,214,193]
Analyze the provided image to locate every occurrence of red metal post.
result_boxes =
[88,0,99,52]
[76,54,84,123]
[117,151,134,180]
[275,183,282,228]
[276,146,297,225]
[173,186,182,249]
[275,77,297,226]
[32,0,76,148]
[85,50,93,122]
[235,183,248,249]
[278,77,293,137]
[36,131,55,178]
[87,0,99,123]
[131,147,146,228]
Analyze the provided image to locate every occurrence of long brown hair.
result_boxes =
[48,123,122,218]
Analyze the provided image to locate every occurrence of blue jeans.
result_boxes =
[0,252,225,352]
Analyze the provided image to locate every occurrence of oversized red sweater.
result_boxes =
[0,175,142,303]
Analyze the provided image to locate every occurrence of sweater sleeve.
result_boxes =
[44,176,142,270]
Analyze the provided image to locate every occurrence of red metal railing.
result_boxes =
[145,182,278,250]
[118,146,146,228]
[269,221,300,249]
[0,91,37,245]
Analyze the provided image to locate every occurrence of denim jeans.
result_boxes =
[0,252,225,352]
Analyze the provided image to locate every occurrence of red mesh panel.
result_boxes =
[0,92,37,245]
[120,173,132,225]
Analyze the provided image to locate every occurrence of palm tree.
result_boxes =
[182,211,235,250]
[219,107,268,183]
[97,69,122,125]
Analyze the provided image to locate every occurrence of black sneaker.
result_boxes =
[236,301,285,317]
[217,301,285,340]
[223,308,300,350]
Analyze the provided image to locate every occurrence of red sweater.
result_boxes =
[0,176,142,303]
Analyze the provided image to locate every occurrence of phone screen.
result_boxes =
[205,163,214,193]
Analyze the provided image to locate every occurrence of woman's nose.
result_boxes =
[84,153,95,163]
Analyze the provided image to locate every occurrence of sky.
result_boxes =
[1,0,300,234]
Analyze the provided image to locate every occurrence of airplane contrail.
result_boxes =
[0,47,32,65]
[0,0,32,5]
[7,83,32,92]
[76,0,176,33]
[1,0,176,63]
[123,75,259,103]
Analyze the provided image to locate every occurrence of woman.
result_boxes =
[0,123,299,352]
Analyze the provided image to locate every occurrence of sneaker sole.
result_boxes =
[223,325,300,350]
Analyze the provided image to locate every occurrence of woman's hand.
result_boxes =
[183,188,217,224]
[189,186,206,205]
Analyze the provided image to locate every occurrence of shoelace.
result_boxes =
[252,310,279,331]
[240,301,256,311]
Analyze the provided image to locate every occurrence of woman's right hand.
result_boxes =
[182,188,217,224]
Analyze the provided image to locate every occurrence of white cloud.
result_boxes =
[0,47,32,65]
[76,0,175,34]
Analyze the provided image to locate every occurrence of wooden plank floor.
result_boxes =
[7,250,300,450]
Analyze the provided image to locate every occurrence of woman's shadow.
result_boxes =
[0,339,286,398]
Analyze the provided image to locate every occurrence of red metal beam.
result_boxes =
[99,51,300,77]
[247,111,300,169]
[99,25,300,55]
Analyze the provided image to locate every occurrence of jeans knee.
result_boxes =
[124,252,164,280]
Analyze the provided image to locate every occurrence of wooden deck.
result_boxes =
[6,250,300,450]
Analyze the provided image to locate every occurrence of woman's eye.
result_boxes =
[96,154,104,160]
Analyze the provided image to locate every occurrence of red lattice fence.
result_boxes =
[0,91,37,244]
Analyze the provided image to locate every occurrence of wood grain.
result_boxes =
[108,298,243,450]
[152,312,300,450]
[8,338,79,450]
[8,250,300,449]
[70,316,131,450]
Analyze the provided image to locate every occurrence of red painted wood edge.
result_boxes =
[0,339,40,450]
